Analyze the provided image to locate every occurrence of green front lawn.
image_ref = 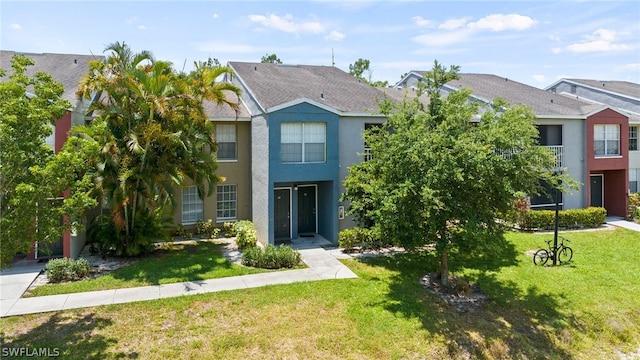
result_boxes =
[2,228,639,359]
[25,240,267,297]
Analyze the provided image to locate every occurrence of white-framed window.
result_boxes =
[281,122,326,163]
[216,124,237,160]
[216,184,237,220]
[181,186,203,224]
[631,168,639,194]
[630,126,638,151]
[594,124,620,156]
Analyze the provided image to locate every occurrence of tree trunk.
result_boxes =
[440,250,449,287]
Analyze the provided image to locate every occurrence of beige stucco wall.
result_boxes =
[172,120,252,227]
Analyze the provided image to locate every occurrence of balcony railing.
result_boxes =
[544,145,564,168]
[496,145,563,168]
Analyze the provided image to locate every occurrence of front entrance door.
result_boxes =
[298,186,317,234]
[590,175,603,207]
[274,189,291,240]
[37,236,63,259]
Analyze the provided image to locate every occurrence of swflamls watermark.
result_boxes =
[1,347,60,357]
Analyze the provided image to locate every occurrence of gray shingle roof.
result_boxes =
[447,74,603,117]
[229,62,386,114]
[0,50,103,104]
[565,78,640,99]
[202,90,250,119]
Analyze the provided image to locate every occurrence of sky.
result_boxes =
[1,0,639,88]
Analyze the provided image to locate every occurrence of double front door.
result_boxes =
[274,185,317,240]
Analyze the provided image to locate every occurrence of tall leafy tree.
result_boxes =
[348,58,371,83]
[343,61,574,285]
[261,53,282,64]
[348,58,388,87]
[76,42,241,256]
[0,54,96,268]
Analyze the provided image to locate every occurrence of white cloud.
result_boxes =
[468,14,537,32]
[439,18,469,30]
[326,30,345,41]
[138,25,148,30]
[413,13,537,48]
[412,16,432,27]
[562,29,633,53]
[412,29,474,47]
[212,13,219,19]
[249,13,324,35]
[10,23,22,30]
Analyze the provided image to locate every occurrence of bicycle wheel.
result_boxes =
[558,246,573,263]
[533,249,549,265]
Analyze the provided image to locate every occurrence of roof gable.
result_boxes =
[549,78,640,101]
[443,73,603,117]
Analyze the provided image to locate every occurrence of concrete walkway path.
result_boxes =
[0,245,357,318]
[606,216,640,232]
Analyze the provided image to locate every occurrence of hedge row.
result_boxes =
[241,245,301,269]
[46,258,90,283]
[517,207,606,231]
[338,226,392,251]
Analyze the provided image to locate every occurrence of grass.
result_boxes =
[25,240,267,297]
[1,228,639,359]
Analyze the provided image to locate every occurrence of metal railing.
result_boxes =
[544,145,563,168]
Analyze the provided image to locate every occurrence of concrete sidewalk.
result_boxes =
[0,258,45,318]
[606,216,640,232]
[0,246,357,317]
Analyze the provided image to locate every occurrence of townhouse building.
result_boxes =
[545,79,640,195]
[0,51,103,260]
[397,72,630,217]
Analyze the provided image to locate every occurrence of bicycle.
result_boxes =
[533,236,573,265]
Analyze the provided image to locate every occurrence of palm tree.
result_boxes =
[78,42,241,255]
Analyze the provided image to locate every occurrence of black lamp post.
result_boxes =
[552,170,563,266]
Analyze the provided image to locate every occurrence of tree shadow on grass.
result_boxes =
[362,238,576,359]
[1,311,136,359]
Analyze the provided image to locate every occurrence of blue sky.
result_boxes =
[2,1,639,88]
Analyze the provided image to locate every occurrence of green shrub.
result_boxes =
[518,207,606,231]
[339,227,388,251]
[234,220,257,249]
[195,219,220,239]
[241,245,301,269]
[46,258,90,283]
[629,193,640,221]
[223,222,236,238]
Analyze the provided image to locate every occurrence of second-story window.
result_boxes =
[594,124,620,157]
[630,126,638,151]
[281,122,326,163]
[216,124,237,160]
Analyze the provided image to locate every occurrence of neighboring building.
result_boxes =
[0,51,103,260]
[396,73,630,217]
[545,79,640,195]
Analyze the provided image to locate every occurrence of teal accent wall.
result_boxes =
[266,103,340,244]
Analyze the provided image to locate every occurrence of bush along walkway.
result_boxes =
[0,247,357,317]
